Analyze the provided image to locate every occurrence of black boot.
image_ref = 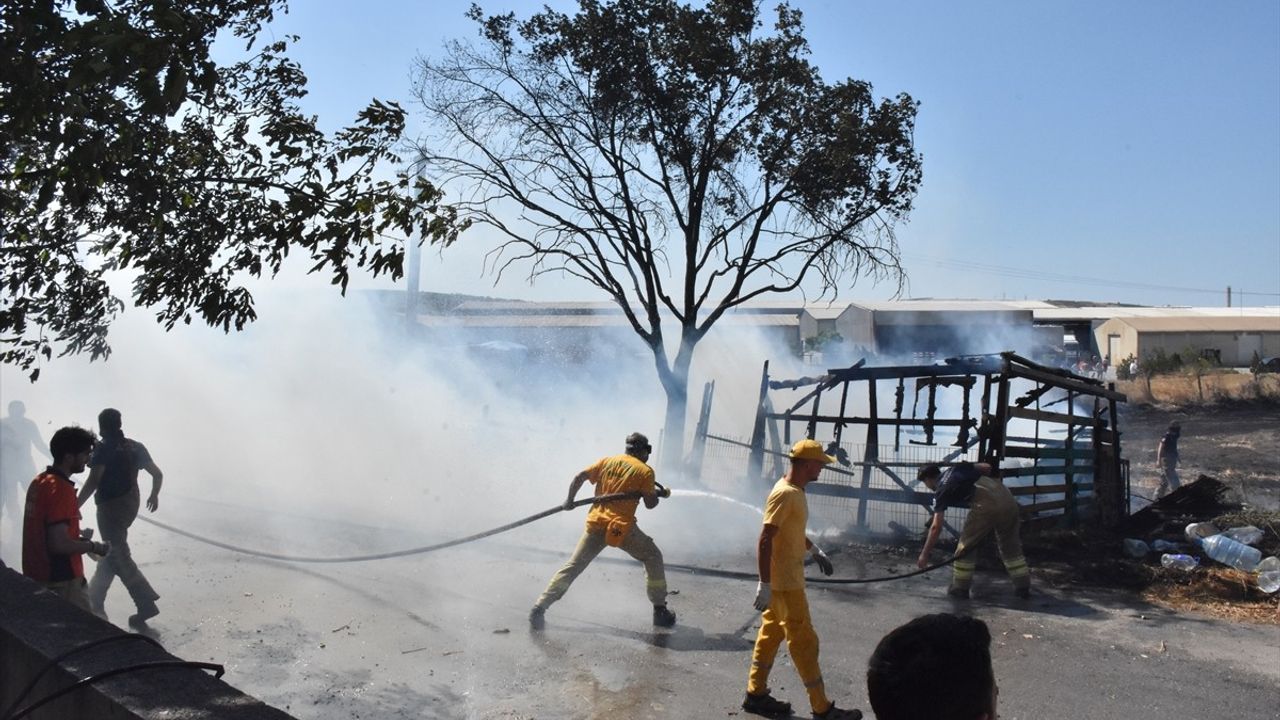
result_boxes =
[652,604,676,627]
[742,690,792,718]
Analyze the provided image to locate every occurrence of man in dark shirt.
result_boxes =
[1155,422,1181,498]
[916,462,1029,599]
[76,408,164,625]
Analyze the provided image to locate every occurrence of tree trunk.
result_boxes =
[653,334,697,476]
[660,379,689,475]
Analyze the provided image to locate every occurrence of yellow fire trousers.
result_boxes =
[747,588,832,714]
[534,526,668,609]
[952,477,1030,591]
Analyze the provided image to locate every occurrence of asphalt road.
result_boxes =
[98,497,1280,720]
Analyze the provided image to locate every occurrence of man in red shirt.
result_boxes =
[22,426,111,612]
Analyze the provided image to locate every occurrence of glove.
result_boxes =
[810,546,834,576]
[91,541,111,558]
[753,581,772,612]
[562,497,576,512]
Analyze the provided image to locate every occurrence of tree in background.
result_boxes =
[412,0,921,468]
[2,0,462,380]
[1181,345,1216,403]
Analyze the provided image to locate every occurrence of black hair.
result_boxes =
[98,407,123,439]
[917,464,942,483]
[50,426,97,463]
[867,613,995,720]
[625,432,651,454]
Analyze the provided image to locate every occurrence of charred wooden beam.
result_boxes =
[893,378,905,452]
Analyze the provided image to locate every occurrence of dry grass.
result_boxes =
[1142,565,1280,625]
[1118,373,1280,405]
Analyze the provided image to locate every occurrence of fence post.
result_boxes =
[856,378,879,529]
[687,381,715,485]
[1064,390,1077,528]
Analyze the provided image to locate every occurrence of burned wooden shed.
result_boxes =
[689,352,1128,540]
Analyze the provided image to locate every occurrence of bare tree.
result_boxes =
[412,0,922,468]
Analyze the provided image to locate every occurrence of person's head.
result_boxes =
[867,613,997,720]
[625,432,652,461]
[98,408,123,439]
[7,400,25,418]
[1168,421,1181,435]
[917,464,943,491]
[49,426,97,475]
[788,439,836,484]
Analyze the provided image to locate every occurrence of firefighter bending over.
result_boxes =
[917,462,1030,599]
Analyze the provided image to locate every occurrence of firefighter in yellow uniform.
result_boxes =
[529,432,675,629]
[742,439,862,720]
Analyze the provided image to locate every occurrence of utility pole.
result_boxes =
[1226,285,1232,308]
[405,235,422,333]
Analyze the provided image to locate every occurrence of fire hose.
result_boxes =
[137,491,967,582]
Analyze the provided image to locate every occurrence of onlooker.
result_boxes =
[742,439,860,720]
[529,432,675,629]
[76,408,163,625]
[917,462,1030,599]
[1,400,50,562]
[22,426,111,612]
[866,613,998,720]
[1156,421,1182,497]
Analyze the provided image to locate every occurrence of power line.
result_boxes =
[902,253,1280,298]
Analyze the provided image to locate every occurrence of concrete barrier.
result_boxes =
[0,565,295,720]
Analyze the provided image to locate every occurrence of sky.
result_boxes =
[248,0,1280,309]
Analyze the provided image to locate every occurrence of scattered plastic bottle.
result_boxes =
[1161,554,1199,571]
[1256,556,1280,595]
[1123,538,1150,558]
[1152,539,1183,552]
[1185,522,1219,544]
[1200,534,1262,572]
[1223,526,1264,546]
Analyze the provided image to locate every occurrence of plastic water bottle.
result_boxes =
[1256,556,1280,594]
[1152,539,1183,552]
[1161,554,1198,571]
[1199,534,1262,572]
[1223,526,1264,546]
[1185,522,1218,544]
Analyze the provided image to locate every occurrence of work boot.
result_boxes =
[742,690,792,718]
[652,604,676,628]
[528,606,545,630]
[128,599,160,627]
[947,586,970,600]
[813,703,862,720]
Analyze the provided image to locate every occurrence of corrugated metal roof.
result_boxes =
[1100,316,1280,332]
[853,300,1036,313]
[1038,306,1280,322]
[415,313,798,328]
